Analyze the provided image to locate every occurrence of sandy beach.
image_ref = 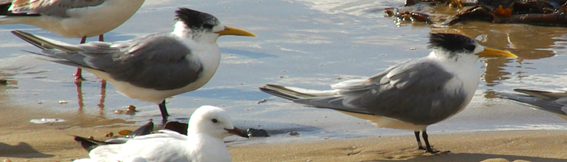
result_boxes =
[231,130,567,162]
[1,105,566,162]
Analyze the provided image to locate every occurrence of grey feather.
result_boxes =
[266,58,466,125]
[311,59,463,125]
[497,89,567,116]
[12,30,203,91]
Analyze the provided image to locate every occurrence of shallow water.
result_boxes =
[1,0,567,145]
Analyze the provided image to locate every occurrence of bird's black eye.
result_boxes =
[464,45,476,52]
[212,119,218,123]
[203,24,214,29]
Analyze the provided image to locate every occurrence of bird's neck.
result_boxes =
[428,50,478,65]
[171,22,222,84]
[188,133,231,162]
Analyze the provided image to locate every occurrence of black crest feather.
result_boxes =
[428,33,477,53]
[175,8,219,30]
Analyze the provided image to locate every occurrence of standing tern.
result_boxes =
[10,8,256,121]
[260,33,517,153]
[498,89,567,121]
[73,105,249,162]
[0,0,145,80]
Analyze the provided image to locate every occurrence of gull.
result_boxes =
[0,0,145,80]
[73,105,248,162]
[10,7,256,121]
[260,33,517,153]
[497,89,567,121]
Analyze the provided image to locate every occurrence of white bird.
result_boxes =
[498,89,567,121]
[73,105,248,162]
[0,0,145,80]
[10,8,257,121]
[260,33,517,153]
[74,156,147,162]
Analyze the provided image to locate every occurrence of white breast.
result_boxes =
[10,0,145,38]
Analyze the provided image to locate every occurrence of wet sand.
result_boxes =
[231,130,567,162]
[2,114,566,162]
[2,102,567,162]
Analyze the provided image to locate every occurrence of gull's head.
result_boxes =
[188,105,248,139]
[428,33,517,61]
[173,8,256,43]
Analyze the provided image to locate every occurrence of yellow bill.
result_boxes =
[477,47,517,58]
[216,26,257,37]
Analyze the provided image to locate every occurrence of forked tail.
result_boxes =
[496,91,566,116]
[259,84,337,100]
[11,30,79,52]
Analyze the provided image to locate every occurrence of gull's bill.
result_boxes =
[225,127,249,138]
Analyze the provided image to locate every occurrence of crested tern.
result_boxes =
[0,0,145,80]
[260,33,517,153]
[10,8,256,121]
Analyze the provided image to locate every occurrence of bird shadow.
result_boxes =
[0,142,54,158]
[363,152,566,162]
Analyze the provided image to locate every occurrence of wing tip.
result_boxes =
[259,84,299,100]
[10,30,48,50]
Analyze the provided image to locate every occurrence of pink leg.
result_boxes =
[75,81,85,109]
[98,80,107,109]
[97,34,107,110]
[73,36,87,82]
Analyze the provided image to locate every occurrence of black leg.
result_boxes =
[414,131,425,150]
[422,131,439,153]
[159,100,169,122]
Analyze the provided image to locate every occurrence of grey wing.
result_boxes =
[9,0,105,17]
[498,89,567,116]
[296,59,466,125]
[78,33,202,90]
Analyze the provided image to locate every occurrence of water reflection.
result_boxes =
[380,3,567,92]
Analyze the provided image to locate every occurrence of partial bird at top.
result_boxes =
[497,89,567,121]
[260,33,517,153]
[0,0,145,80]
[10,7,257,121]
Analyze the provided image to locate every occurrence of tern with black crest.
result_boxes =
[0,0,145,79]
[11,8,256,121]
[260,33,517,153]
